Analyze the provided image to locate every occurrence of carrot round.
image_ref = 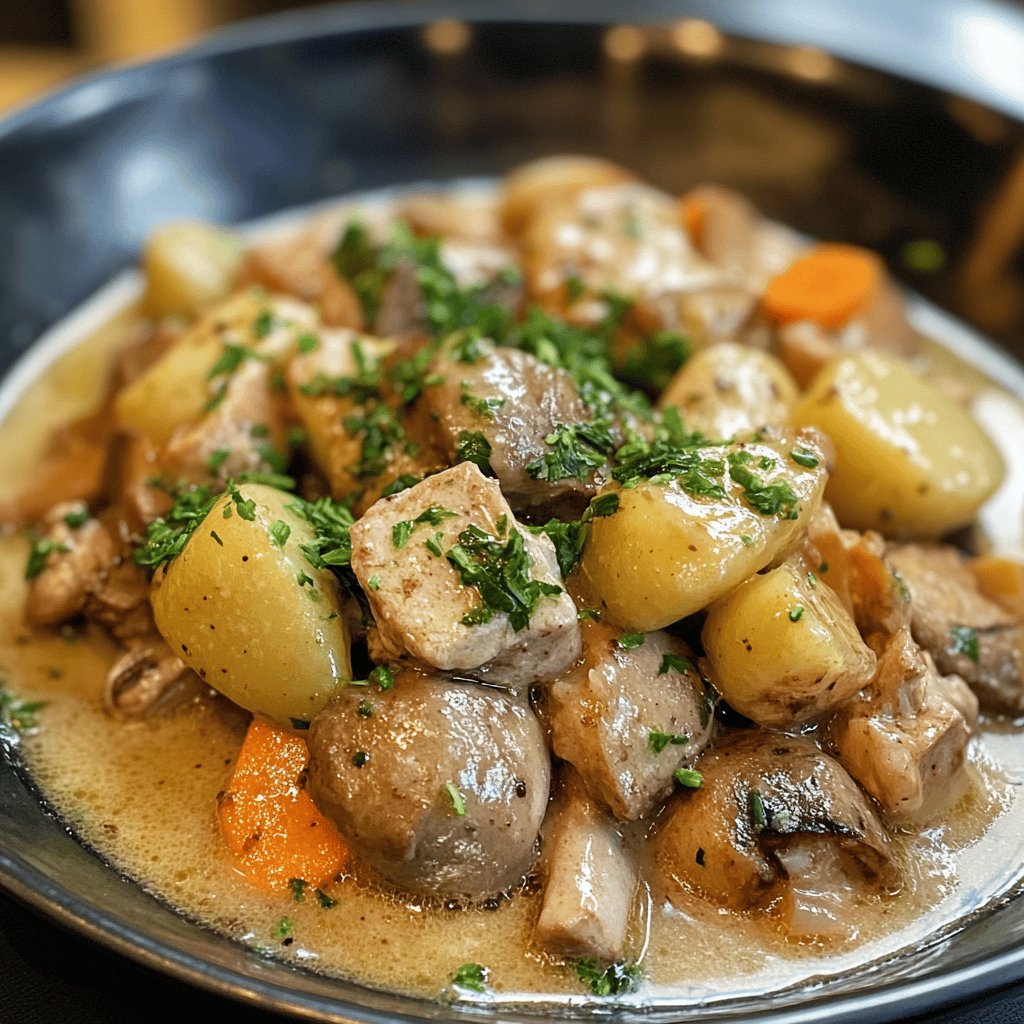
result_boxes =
[218,715,347,894]
[763,243,882,330]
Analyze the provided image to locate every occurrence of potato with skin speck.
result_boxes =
[142,220,245,318]
[792,350,1004,538]
[577,429,828,631]
[151,483,351,727]
[702,558,877,727]
[659,342,798,440]
[115,289,317,446]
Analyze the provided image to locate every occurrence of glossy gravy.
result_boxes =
[1,193,1023,1009]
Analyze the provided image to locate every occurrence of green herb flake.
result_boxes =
[454,430,493,473]
[577,608,602,622]
[269,520,291,548]
[210,530,224,546]
[62,507,89,528]
[133,485,219,569]
[617,631,645,651]
[788,605,804,622]
[749,788,768,828]
[368,573,382,591]
[790,447,820,468]
[648,729,690,754]
[460,382,506,420]
[289,878,307,902]
[352,750,370,768]
[297,331,319,353]
[357,700,374,719]
[950,625,980,662]
[369,665,395,690]
[316,888,337,909]
[451,962,489,993]
[207,448,231,474]
[24,536,69,579]
[527,419,615,483]
[0,691,48,733]
[674,768,703,789]
[573,959,642,997]
[443,781,467,816]
[658,653,693,675]
[275,917,294,940]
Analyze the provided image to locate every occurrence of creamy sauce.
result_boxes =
[2,187,1024,1011]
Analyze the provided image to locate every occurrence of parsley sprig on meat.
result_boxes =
[444,521,562,632]
[133,484,220,568]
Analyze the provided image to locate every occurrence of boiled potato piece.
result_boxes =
[578,428,828,631]
[659,342,798,440]
[702,558,876,727]
[151,483,351,726]
[115,289,317,445]
[143,220,245,318]
[792,350,1004,538]
[499,155,634,236]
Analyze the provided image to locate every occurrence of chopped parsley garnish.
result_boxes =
[617,330,691,394]
[133,484,219,569]
[357,700,374,718]
[368,573,381,591]
[460,382,506,420]
[451,962,489,993]
[24,536,69,579]
[446,522,562,632]
[297,331,318,353]
[207,448,231,474]
[573,959,642,997]
[790,447,820,468]
[344,403,404,479]
[449,332,492,364]
[62,507,89,528]
[658,653,693,675]
[289,878,307,902]
[275,917,294,940]
[352,750,369,768]
[648,729,690,754]
[749,788,768,828]
[369,665,395,690]
[950,625,980,662]
[617,631,645,651]
[565,275,585,303]
[0,689,47,733]
[269,520,291,548]
[528,491,620,578]
[316,888,337,909]
[252,308,275,339]
[727,450,799,518]
[527,419,615,483]
[443,781,467,816]
[674,768,703,789]
[210,530,224,546]
[454,430,493,473]
[788,605,804,622]
[577,608,602,622]
[286,495,359,597]
[392,505,456,549]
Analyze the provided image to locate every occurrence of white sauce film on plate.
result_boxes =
[1,172,1023,1011]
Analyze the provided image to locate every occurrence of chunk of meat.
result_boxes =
[25,506,116,626]
[825,627,973,823]
[533,765,638,961]
[160,359,292,486]
[652,730,897,936]
[523,182,750,345]
[802,503,911,652]
[285,329,429,510]
[351,463,581,688]
[419,338,599,517]
[307,667,550,898]
[547,620,712,820]
[235,228,363,328]
[887,543,1024,715]
[100,430,172,535]
[681,184,805,289]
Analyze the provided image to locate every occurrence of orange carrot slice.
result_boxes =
[679,195,707,246]
[218,715,346,894]
[763,243,882,330]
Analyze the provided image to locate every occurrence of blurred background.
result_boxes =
[0,0,327,112]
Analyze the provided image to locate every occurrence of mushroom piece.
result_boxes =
[105,636,202,717]
[825,626,974,824]
[652,730,898,940]
[547,619,712,821]
[533,765,638,962]
[887,542,1024,716]
[306,667,551,899]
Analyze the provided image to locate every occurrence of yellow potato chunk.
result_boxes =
[151,484,351,726]
[142,220,245,318]
[115,289,316,446]
[499,155,634,236]
[578,429,828,631]
[702,559,876,727]
[792,350,1004,538]
[659,342,798,440]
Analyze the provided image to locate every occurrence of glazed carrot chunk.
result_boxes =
[218,716,347,893]
[763,243,882,330]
